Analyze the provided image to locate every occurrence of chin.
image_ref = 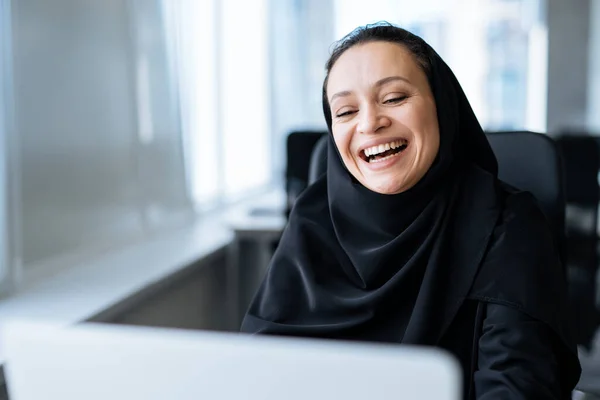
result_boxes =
[366,179,408,195]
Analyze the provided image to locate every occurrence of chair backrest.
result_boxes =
[555,134,600,207]
[308,135,328,185]
[308,131,566,263]
[486,131,566,263]
[286,130,327,214]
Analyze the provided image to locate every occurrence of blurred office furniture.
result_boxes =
[227,131,326,328]
[557,134,600,270]
[226,192,286,328]
[486,131,567,265]
[224,131,326,327]
[556,134,600,348]
[285,130,327,216]
[308,134,328,184]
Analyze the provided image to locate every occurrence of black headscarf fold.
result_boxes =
[242,26,579,389]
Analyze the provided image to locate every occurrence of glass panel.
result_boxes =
[0,0,12,285]
[11,0,146,267]
[220,0,271,198]
[162,0,221,208]
[268,0,335,184]
[128,0,192,229]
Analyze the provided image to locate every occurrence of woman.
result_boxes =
[241,23,581,399]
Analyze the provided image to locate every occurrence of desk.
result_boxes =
[225,190,286,329]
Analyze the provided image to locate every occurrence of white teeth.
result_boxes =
[370,151,402,163]
[363,140,406,157]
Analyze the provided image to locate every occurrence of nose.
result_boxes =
[357,104,390,134]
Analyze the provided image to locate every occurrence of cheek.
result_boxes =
[425,117,440,153]
[332,129,359,173]
[415,110,440,157]
[332,129,353,157]
[421,128,440,167]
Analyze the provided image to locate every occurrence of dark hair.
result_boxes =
[323,22,434,121]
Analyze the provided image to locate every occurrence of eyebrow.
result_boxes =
[329,76,411,103]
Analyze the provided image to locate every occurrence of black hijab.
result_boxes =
[241,24,579,388]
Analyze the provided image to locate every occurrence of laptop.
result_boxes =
[2,321,461,400]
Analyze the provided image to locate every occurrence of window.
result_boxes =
[165,0,272,209]
[1,0,317,292]
[268,0,335,186]
[162,0,220,207]
[332,0,548,132]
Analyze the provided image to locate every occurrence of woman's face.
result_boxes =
[326,41,440,195]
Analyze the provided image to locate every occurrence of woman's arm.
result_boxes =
[474,303,567,400]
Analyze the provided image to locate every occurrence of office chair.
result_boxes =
[286,130,327,216]
[486,131,566,264]
[309,131,566,265]
[555,134,599,269]
[308,134,328,185]
[555,134,600,348]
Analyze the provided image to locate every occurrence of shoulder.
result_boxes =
[455,165,561,278]
[470,184,569,328]
[494,186,557,257]
[483,184,563,283]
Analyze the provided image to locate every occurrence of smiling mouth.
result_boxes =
[360,139,409,163]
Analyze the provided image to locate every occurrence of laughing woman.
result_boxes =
[241,23,580,399]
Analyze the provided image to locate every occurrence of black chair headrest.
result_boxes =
[308,135,328,185]
[555,135,600,205]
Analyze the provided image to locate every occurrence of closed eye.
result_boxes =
[336,110,356,118]
[384,96,407,104]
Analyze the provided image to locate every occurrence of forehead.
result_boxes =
[327,41,423,93]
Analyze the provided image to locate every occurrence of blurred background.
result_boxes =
[1,0,600,398]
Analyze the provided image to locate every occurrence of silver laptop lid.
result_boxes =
[3,321,461,400]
